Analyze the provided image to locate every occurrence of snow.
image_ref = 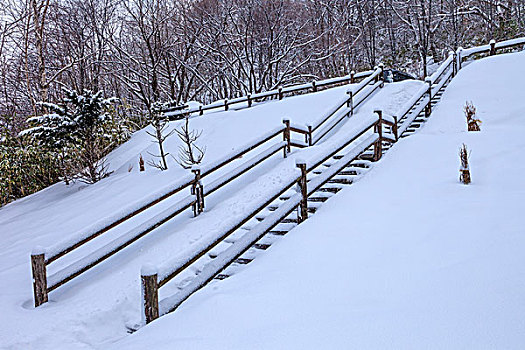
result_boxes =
[1,62,423,348]
[110,51,525,348]
[140,264,157,277]
[204,141,287,195]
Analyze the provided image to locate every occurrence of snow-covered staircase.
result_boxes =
[156,61,458,306]
[399,75,452,137]
[213,157,374,280]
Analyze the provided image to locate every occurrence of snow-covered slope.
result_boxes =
[109,52,525,348]
[0,75,422,348]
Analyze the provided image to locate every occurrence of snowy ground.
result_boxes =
[107,52,525,348]
[0,75,422,348]
[4,50,524,349]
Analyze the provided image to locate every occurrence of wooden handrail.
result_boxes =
[142,112,382,323]
[45,177,194,264]
[143,112,387,323]
[312,79,383,145]
[460,36,525,61]
[311,67,382,135]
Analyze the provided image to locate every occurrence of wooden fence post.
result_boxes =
[373,66,379,82]
[141,265,159,324]
[31,247,48,307]
[425,77,432,117]
[247,94,252,108]
[373,110,383,161]
[378,63,385,87]
[346,90,353,116]
[307,124,313,146]
[224,99,229,111]
[191,167,204,215]
[392,115,399,141]
[282,119,291,157]
[311,80,317,92]
[278,86,283,100]
[296,161,308,223]
[350,70,355,84]
[199,105,203,116]
[457,47,463,70]
[490,39,496,56]
[451,50,457,77]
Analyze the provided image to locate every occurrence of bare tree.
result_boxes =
[146,102,174,170]
[175,116,205,169]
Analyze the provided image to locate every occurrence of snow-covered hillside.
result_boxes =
[0,73,422,348]
[106,52,525,348]
[2,49,524,349]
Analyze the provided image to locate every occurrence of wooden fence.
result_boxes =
[162,70,375,120]
[395,36,524,138]
[139,35,525,324]
[30,35,524,313]
[30,126,302,307]
[141,111,396,324]
[30,68,383,307]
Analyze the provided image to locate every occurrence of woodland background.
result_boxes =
[1,0,523,205]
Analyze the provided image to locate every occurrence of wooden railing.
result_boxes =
[279,66,385,148]
[30,125,298,307]
[163,70,375,120]
[31,36,523,311]
[138,36,525,324]
[30,64,381,309]
[140,110,398,324]
[396,36,524,138]
[458,37,525,69]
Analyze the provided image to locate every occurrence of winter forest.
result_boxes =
[1,0,523,205]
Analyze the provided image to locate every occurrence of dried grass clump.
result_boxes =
[139,154,145,172]
[459,143,471,184]
[464,101,481,131]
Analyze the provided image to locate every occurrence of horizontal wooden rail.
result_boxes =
[308,119,379,173]
[311,78,383,145]
[163,70,375,119]
[44,175,193,265]
[310,67,382,135]
[44,127,285,268]
[47,195,197,292]
[397,36,524,140]
[157,189,305,317]
[460,37,525,61]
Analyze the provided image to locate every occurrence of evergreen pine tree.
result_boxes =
[21,88,118,184]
